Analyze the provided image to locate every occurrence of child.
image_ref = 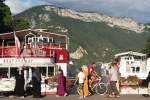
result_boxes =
[74,68,85,99]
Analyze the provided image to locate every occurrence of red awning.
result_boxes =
[0,29,67,40]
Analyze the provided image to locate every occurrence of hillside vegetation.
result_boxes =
[16,5,150,65]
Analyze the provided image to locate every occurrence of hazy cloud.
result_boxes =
[4,0,33,15]
[4,0,150,23]
[36,0,150,23]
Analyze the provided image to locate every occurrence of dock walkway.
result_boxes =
[0,94,148,100]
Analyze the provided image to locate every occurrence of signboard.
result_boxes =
[3,58,33,63]
[0,58,54,65]
[55,49,68,63]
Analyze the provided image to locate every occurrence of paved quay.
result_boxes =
[0,94,149,100]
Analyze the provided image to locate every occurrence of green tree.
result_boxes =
[0,0,6,30]
[0,0,13,33]
[12,16,30,31]
[141,35,150,57]
[0,0,5,2]
[0,0,29,33]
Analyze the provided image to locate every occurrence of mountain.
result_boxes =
[16,5,150,65]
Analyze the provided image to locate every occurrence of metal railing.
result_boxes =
[0,46,55,57]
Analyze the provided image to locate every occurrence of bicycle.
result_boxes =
[77,78,108,95]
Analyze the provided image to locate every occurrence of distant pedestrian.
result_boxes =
[101,66,109,83]
[56,69,67,97]
[107,63,120,98]
[82,65,90,97]
[146,71,150,98]
[24,67,29,95]
[10,66,25,98]
[114,64,120,92]
[74,68,85,99]
[32,67,41,98]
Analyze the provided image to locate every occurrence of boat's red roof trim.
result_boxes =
[0,29,67,40]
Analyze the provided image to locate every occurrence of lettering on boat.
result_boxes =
[3,59,33,63]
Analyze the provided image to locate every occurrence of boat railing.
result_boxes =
[27,42,67,50]
[0,45,56,57]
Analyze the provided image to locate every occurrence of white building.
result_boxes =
[115,51,149,79]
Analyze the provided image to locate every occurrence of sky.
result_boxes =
[4,0,150,24]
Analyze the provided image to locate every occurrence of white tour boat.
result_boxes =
[0,29,69,95]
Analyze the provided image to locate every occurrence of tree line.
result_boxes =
[0,0,29,33]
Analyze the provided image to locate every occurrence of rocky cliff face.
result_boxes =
[17,5,150,63]
[70,46,88,59]
[43,5,146,33]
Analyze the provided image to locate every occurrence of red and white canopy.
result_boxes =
[0,29,67,40]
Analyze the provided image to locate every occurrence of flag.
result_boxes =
[14,31,21,58]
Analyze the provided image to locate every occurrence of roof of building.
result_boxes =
[0,29,67,40]
[114,51,146,58]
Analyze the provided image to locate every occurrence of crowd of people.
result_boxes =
[74,62,120,99]
[74,62,100,99]
[8,62,122,99]
[56,62,150,99]
[9,66,41,98]
[5,61,150,99]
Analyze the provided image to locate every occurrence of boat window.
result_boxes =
[48,67,54,77]
[136,67,140,73]
[28,38,32,44]
[0,68,8,78]
[40,67,46,77]
[131,67,135,73]
[43,37,49,43]
[38,37,43,42]
[10,68,17,78]
[0,68,17,79]
[34,66,55,78]
[37,37,50,44]
[33,37,37,42]
[7,41,15,46]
